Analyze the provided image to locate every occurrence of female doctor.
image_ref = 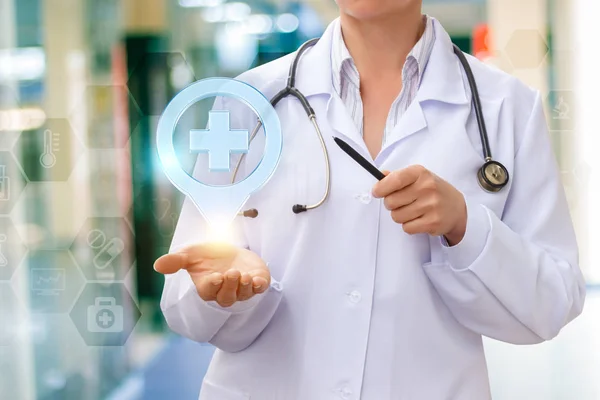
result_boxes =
[154,0,586,398]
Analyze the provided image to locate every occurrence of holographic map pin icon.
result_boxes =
[156,78,282,228]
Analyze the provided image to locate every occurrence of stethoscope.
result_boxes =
[235,38,509,219]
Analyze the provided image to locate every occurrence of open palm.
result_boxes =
[154,243,271,307]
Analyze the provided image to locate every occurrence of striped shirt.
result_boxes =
[331,15,436,145]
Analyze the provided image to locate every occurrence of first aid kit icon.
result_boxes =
[87,297,124,333]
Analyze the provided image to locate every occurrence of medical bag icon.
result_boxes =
[0,165,10,201]
[87,297,124,333]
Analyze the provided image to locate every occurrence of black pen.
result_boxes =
[333,136,386,181]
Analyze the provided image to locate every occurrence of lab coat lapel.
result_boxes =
[327,94,367,154]
[380,18,470,155]
[380,99,427,156]
[293,18,368,154]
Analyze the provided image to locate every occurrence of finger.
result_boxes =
[252,277,269,294]
[390,198,426,225]
[237,273,254,301]
[383,185,419,211]
[372,165,422,198]
[196,272,224,301]
[402,215,437,236]
[216,269,240,307]
[248,269,271,294]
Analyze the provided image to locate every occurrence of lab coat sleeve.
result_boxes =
[423,91,586,344]
[160,96,284,353]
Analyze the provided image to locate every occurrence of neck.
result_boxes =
[339,8,424,79]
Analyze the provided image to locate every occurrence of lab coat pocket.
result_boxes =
[199,380,251,400]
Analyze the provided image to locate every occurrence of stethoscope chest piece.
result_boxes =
[477,160,509,193]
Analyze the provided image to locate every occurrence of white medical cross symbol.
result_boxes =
[189,110,249,171]
[98,311,113,327]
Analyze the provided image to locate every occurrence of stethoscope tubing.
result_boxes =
[452,45,493,162]
[233,37,509,217]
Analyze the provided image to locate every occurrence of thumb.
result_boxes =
[154,252,188,275]
[153,242,238,275]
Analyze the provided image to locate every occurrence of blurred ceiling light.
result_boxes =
[0,107,47,131]
[170,63,195,90]
[202,2,251,23]
[0,47,45,81]
[202,6,225,23]
[244,14,273,35]
[276,13,299,33]
[224,2,251,22]
[179,0,224,7]
[216,24,258,72]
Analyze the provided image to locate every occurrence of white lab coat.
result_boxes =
[161,18,585,400]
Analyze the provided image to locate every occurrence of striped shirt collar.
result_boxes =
[331,15,435,95]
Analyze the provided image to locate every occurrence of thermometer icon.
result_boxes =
[40,129,58,169]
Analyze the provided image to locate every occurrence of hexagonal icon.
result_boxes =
[0,283,22,346]
[10,182,88,250]
[546,91,575,131]
[0,151,27,215]
[11,249,85,314]
[69,282,141,346]
[131,185,179,240]
[14,118,84,182]
[0,84,23,150]
[505,29,549,69]
[0,217,27,281]
[560,160,592,213]
[127,52,196,116]
[70,85,142,149]
[70,217,135,281]
[71,149,132,218]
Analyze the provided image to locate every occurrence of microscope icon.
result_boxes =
[553,96,571,120]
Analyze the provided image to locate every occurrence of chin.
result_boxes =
[336,0,419,20]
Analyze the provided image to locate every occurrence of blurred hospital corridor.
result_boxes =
[1,0,599,399]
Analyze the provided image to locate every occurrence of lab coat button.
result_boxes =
[339,387,353,399]
[354,192,372,204]
[347,290,361,304]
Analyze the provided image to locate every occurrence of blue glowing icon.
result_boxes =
[156,78,282,228]
[189,110,249,172]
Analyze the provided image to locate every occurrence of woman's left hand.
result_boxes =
[372,165,467,246]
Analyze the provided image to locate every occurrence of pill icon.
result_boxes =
[93,238,125,270]
[87,229,107,249]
